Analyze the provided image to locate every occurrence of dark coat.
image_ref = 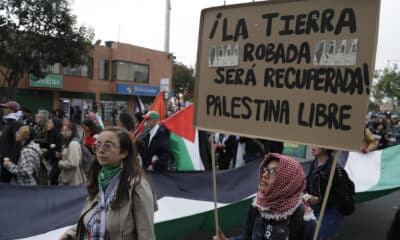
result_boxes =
[229,204,314,240]
[239,138,283,163]
[306,156,352,211]
[0,118,22,182]
[216,135,238,170]
[143,125,171,172]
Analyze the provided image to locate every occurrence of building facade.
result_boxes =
[16,41,172,122]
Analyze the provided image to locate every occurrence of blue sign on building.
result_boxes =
[117,84,160,96]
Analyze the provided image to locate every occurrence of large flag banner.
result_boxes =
[150,92,166,121]
[342,145,400,201]
[0,160,261,240]
[162,105,205,171]
[135,95,145,113]
[1,146,400,240]
[135,92,166,138]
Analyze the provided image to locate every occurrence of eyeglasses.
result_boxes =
[262,167,279,176]
[93,141,119,152]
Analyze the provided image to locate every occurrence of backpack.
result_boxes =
[26,147,50,185]
[337,167,356,216]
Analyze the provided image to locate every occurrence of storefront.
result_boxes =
[100,93,129,121]
[15,74,63,113]
[116,83,160,112]
[59,91,96,123]
[16,89,54,114]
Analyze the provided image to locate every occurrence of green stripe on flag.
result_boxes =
[355,145,400,202]
[170,133,195,171]
[155,198,252,240]
[368,145,400,192]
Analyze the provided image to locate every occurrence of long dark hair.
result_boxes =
[118,112,135,131]
[63,122,79,147]
[87,127,150,208]
[82,118,101,135]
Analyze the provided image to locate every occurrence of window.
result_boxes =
[101,100,128,121]
[112,61,149,83]
[99,59,110,80]
[42,63,60,74]
[64,57,93,78]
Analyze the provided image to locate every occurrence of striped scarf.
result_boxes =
[86,171,121,240]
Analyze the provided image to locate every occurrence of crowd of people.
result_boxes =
[363,112,400,152]
[0,100,172,187]
[1,100,399,239]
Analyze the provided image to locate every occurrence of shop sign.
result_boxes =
[117,84,160,96]
[29,74,63,88]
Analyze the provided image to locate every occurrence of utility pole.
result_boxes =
[117,24,121,43]
[164,0,171,53]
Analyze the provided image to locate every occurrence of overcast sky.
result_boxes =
[71,0,400,70]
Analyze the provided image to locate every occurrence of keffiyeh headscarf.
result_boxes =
[253,153,315,221]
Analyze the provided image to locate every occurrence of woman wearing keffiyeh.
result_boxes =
[60,127,157,240]
[216,153,316,240]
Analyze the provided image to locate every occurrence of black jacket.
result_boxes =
[0,118,22,182]
[230,204,314,240]
[143,125,171,172]
[306,157,351,210]
[0,118,22,162]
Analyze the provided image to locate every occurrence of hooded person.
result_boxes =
[217,153,316,240]
[0,101,23,183]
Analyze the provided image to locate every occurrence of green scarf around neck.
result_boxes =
[98,166,121,191]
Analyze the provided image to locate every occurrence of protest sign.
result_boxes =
[194,0,380,151]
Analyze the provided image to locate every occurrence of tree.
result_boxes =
[0,0,94,100]
[172,62,195,101]
[373,68,400,111]
[368,100,380,112]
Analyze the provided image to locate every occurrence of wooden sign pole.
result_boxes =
[312,151,339,240]
[210,132,220,237]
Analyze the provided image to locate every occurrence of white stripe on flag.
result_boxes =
[182,131,205,171]
[155,196,228,223]
[345,150,382,192]
[19,195,256,239]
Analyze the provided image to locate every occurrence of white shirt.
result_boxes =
[148,124,160,146]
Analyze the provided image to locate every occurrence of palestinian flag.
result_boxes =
[0,160,261,240]
[342,144,400,201]
[135,95,145,113]
[150,92,166,120]
[135,92,166,137]
[3,146,400,240]
[162,104,206,171]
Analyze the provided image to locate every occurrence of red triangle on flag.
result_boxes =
[162,104,196,143]
[150,92,166,120]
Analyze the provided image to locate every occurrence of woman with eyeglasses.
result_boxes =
[216,153,316,240]
[60,127,157,240]
[58,122,86,186]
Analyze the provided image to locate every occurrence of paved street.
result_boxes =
[188,190,400,240]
